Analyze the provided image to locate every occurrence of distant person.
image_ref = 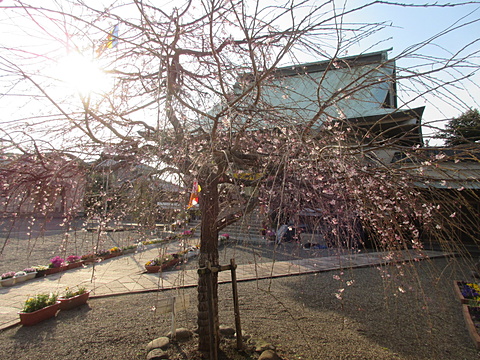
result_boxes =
[276,224,288,244]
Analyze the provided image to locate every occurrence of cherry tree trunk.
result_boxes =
[197,179,220,353]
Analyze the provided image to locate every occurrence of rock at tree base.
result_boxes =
[146,337,170,352]
[146,348,169,360]
[259,349,282,360]
[167,327,193,340]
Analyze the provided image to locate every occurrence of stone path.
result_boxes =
[0,243,449,330]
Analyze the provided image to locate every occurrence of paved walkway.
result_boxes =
[0,243,449,330]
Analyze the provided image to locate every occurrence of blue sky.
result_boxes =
[344,1,480,142]
[1,0,479,146]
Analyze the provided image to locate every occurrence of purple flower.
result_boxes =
[49,256,65,268]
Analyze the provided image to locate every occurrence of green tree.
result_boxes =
[444,109,480,146]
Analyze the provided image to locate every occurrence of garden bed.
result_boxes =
[462,304,480,349]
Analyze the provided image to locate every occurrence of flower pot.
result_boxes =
[18,302,60,326]
[0,278,15,287]
[14,274,28,284]
[145,265,161,273]
[45,267,62,275]
[82,257,96,265]
[25,272,37,281]
[162,258,180,270]
[59,291,90,310]
[66,262,83,270]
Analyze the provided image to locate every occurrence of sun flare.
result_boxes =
[56,53,111,95]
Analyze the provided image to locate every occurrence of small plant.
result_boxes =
[109,246,121,253]
[62,286,87,299]
[49,256,64,268]
[15,271,27,277]
[66,255,81,263]
[21,293,58,313]
[1,271,16,279]
[23,268,37,273]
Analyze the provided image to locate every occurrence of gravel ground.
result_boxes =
[1,218,480,359]
[0,257,479,360]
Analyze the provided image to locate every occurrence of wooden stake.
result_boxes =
[230,258,243,350]
[205,261,218,360]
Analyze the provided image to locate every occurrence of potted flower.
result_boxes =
[145,253,180,273]
[1,271,16,287]
[23,268,38,281]
[65,255,83,270]
[18,293,60,326]
[58,286,90,310]
[14,271,28,284]
[45,256,66,275]
[182,229,194,237]
[219,233,230,242]
[107,246,122,259]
